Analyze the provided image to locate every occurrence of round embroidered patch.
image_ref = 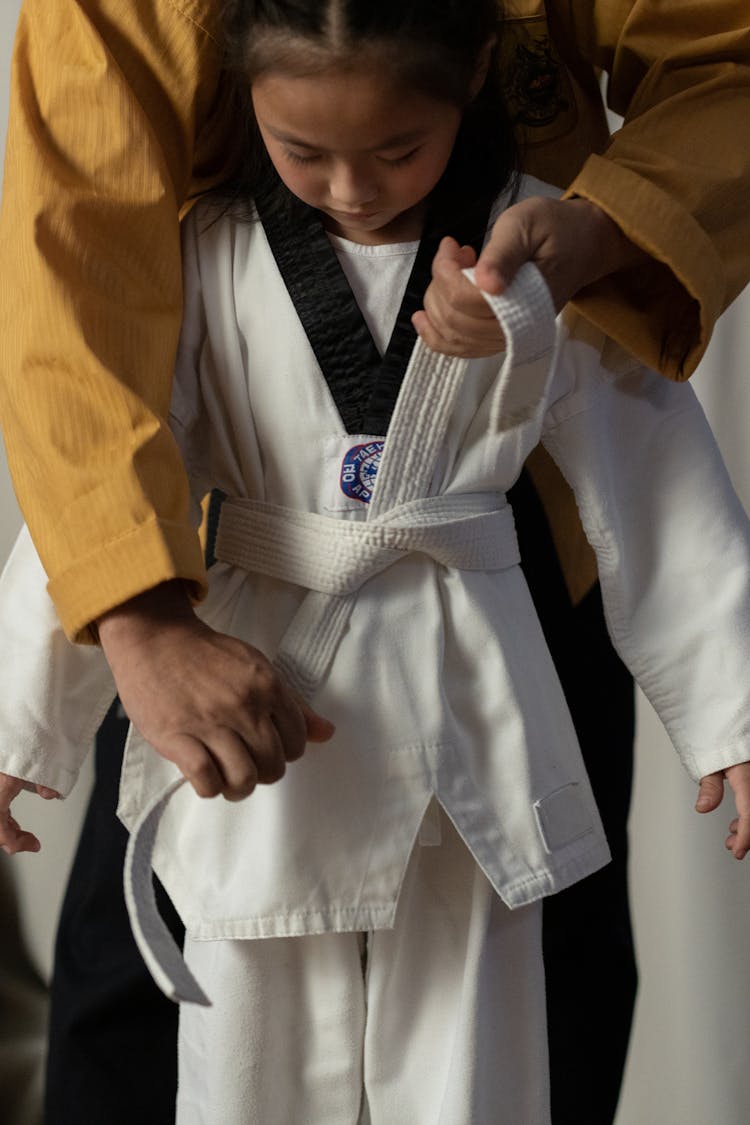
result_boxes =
[340,441,384,504]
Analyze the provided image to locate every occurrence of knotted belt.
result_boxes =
[216,493,519,699]
[124,263,559,1004]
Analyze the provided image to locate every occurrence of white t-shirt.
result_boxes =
[328,232,418,355]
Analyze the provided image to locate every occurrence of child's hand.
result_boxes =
[412,238,505,357]
[695,762,750,860]
[97,581,335,802]
[412,197,647,358]
[0,772,60,855]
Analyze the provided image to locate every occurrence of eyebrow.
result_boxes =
[262,125,427,151]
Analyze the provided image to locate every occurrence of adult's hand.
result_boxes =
[412,196,647,358]
[97,581,334,802]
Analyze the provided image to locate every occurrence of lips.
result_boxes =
[331,209,379,221]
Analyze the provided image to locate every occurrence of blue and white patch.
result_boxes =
[340,441,384,504]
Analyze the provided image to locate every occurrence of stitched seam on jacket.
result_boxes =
[163,0,221,46]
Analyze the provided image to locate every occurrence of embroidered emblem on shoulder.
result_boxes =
[340,441,385,504]
[499,17,576,141]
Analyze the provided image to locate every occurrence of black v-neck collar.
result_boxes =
[254,177,492,435]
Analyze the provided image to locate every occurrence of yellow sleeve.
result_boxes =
[562,0,750,379]
[0,0,229,641]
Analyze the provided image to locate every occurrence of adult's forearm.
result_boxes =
[0,0,225,640]
[563,0,750,377]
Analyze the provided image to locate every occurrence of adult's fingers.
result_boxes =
[298,697,336,744]
[271,694,309,764]
[475,205,534,294]
[162,733,227,800]
[205,726,267,799]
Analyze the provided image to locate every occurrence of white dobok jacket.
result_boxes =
[2,178,750,949]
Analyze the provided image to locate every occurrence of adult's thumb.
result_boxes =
[475,207,531,294]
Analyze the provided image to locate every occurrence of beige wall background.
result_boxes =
[1,1,749,1120]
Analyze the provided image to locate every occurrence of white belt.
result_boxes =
[125,262,559,1005]
[216,492,520,698]
[216,493,519,596]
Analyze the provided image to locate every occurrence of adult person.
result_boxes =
[0,2,748,1123]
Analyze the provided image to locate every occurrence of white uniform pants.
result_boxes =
[177,806,550,1124]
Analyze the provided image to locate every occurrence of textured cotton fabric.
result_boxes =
[176,807,549,1125]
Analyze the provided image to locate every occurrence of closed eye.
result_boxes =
[381,147,421,167]
[284,149,321,165]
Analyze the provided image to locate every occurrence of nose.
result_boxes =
[328,160,377,208]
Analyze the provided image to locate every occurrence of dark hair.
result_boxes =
[217,0,518,234]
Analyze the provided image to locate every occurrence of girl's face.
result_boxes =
[251,67,463,244]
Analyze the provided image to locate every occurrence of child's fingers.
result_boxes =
[434,236,477,273]
[0,813,41,855]
[0,773,24,808]
[429,243,492,316]
[695,766,750,859]
[725,763,750,859]
[733,817,750,860]
[725,817,749,861]
[1,775,59,804]
[0,774,59,855]
[412,307,506,358]
[414,239,507,357]
[35,784,60,800]
[695,771,725,813]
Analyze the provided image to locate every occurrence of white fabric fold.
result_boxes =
[215,494,518,596]
[217,493,520,697]
[461,263,558,435]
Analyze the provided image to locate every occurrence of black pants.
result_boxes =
[512,471,637,1125]
[44,476,636,1125]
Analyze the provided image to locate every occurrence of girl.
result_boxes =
[1,1,749,1121]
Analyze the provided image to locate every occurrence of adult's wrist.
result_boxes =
[96,580,195,652]
[568,196,648,284]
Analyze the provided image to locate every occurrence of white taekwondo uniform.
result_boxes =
[2,177,750,1123]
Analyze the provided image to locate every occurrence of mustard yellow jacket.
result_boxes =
[1,0,749,640]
